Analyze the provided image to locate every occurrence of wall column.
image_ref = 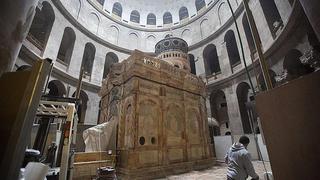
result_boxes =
[0,0,39,76]
[224,85,244,135]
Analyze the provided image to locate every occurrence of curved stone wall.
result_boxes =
[16,0,316,128]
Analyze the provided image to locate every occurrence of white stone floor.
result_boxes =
[157,161,272,180]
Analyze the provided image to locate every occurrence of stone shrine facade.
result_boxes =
[99,37,214,179]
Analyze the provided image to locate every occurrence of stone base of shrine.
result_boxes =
[117,158,216,180]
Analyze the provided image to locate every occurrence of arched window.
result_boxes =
[112,2,122,17]
[57,27,76,65]
[97,0,104,6]
[130,10,140,23]
[48,80,66,97]
[236,82,252,134]
[210,90,230,136]
[259,0,283,38]
[188,54,196,75]
[225,30,241,72]
[27,2,55,52]
[242,13,256,55]
[179,7,189,21]
[81,43,96,77]
[195,0,206,12]
[283,49,314,80]
[72,90,88,124]
[147,13,156,25]
[203,44,221,76]
[163,12,172,24]
[103,52,119,78]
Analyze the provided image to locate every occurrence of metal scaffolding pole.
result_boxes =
[226,0,256,96]
[243,0,273,91]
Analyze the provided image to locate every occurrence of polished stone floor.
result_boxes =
[157,161,272,180]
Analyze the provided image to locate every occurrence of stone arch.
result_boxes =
[138,100,159,146]
[218,2,231,25]
[147,13,156,25]
[81,43,96,77]
[236,82,252,134]
[203,44,220,76]
[108,25,119,45]
[48,80,66,97]
[130,10,140,23]
[72,90,89,124]
[225,30,241,72]
[164,34,171,38]
[195,0,206,12]
[242,13,256,55]
[88,12,100,34]
[188,54,196,75]
[70,0,81,19]
[57,27,76,65]
[163,12,173,24]
[259,0,283,38]
[128,32,139,49]
[28,1,55,52]
[181,29,192,45]
[112,2,122,17]
[166,103,184,145]
[103,52,119,78]
[186,108,201,144]
[200,19,210,38]
[179,6,189,21]
[283,49,314,80]
[210,90,230,136]
[146,35,156,52]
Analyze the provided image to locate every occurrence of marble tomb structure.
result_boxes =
[98,37,215,179]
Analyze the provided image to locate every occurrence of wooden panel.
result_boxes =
[256,71,320,180]
[0,59,51,179]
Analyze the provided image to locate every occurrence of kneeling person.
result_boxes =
[225,136,259,180]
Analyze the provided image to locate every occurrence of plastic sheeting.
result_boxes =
[83,120,117,152]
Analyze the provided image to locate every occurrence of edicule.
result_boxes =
[98,37,215,179]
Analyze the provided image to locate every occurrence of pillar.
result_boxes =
[0,0,39,76]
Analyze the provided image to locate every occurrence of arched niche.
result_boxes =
[259,0,283,38]
[48,80,66,97]
[225,30,241,72]
[28,2,55,52]
[210,90,230,136]
[179,7,189,21]
[103,52,119,79]
[283,49,314,80]
[236,82,252,134]
[242,13,256,56]
[81,43,96,77]
[112,2,122,17]
[203,44,220,76]
[130,10,140,23]
[72,90,89,124]
[57,27,76,65]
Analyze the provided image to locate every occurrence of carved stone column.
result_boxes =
[0,0,38,76]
